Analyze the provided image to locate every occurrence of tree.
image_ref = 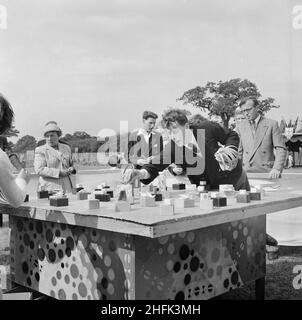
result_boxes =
[178,78,279,128]
[72,131,91,139]
[13,135,37,153]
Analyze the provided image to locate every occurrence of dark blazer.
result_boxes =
[128,129,163,168]
[141,120,250,191]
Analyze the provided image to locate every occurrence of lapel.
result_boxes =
[249,117,269,161]
[45,143,62,162]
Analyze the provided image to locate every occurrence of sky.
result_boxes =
[0,0,302,141]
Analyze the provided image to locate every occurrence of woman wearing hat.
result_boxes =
[34,121,76,193]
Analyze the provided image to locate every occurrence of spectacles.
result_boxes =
[241,106,254,114]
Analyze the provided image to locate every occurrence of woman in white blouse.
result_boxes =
[0,94,30,207]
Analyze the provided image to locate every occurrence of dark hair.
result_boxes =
[0,94,14,135]
[189,114,208,128]
[162,108,189,129]
[239,96,259,108]
[142,111,158,120]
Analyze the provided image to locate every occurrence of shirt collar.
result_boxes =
[137,128,154,137]
[254,114,261,126]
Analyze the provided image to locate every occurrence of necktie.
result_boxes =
[148,134,153,157]
[250,120,256,136]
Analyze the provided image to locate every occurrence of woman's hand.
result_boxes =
[172,166,183,175]
[18,169,31,184]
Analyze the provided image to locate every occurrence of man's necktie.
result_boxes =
[250,120,256,136]
[148,134,153,158]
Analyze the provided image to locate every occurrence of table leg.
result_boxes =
[255,277,265,300]
[0,214,3,227]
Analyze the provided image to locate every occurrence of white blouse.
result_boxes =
[0,149,28,207]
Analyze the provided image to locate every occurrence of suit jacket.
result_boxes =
[34,143,75,193]
[141,120,250,191]
[128,129,163,167]
[237,117,287,172]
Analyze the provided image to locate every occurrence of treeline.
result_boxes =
[6,131,131,154]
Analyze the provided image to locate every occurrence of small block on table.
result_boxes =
[37,191,49,199]
[49,198,69,207]
[88,199,100,209]
[95,194,111,202]
[115,201,131,212]
[249,192,261,201]
[140,196,156,207]
[213,197,227,207]
[77,192,90,200]
[172,183,186,190]
[236,194,251,203]
[160,204,174,216]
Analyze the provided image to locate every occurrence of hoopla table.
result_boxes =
[1,186,302,300]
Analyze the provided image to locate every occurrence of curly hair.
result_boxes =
[0,93,14,135]
[189,114,208,128]
[161,108,191,129]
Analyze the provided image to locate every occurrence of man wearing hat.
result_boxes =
[34,121,76,193]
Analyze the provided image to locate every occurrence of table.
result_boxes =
[1,187,302,300]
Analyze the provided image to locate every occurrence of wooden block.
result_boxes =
[160,204,174,216]
[174,198,194,212]
[115,201,131,212]
[88,199,100,209]
[49,197,69,207]
[140,196,156,207]
[106,190,114,198]
[199,198,213,210]
[152,194,163,201]
[95,194,111,202]
[77,192,90,200]
[236,191,251,203]
[249,190,261,201]
[172,183,186,190]
[37,191,49,199]
[184,198,195,208]
[213,197,227,207]
[118,190,128,201]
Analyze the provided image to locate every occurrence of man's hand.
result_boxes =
[137,159,149,166]
[59,169,70,177]
[18,169,31,184]
[122,168,150,184]
[268,168,281,179]
[67,167,76,174]
[172,166,183,175]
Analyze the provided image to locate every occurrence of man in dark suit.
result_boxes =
[124,109,249,191]
[128,110,163,168]
[237,97,287,179]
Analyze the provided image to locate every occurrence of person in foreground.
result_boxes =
[123,108,249,191]
[0,93,30,207]
[34,121,76,193]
